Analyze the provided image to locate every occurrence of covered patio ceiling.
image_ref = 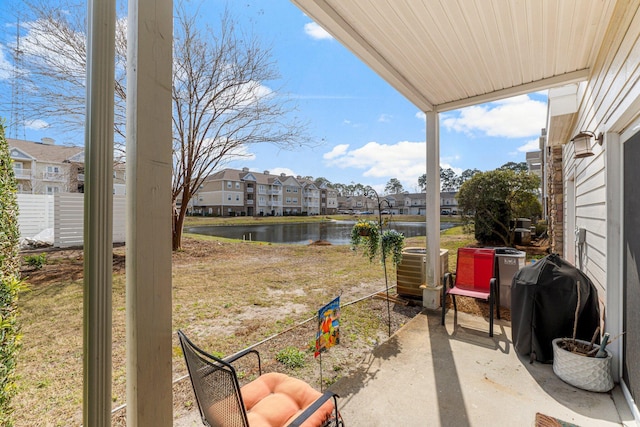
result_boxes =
[291,0,615,112]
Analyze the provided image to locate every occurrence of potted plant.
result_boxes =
[552,280,614,392]
[552,333,613,392]
[350,220,380,262]
[381,229,405,267]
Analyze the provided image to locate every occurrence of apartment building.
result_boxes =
[440,191,459,214]
[319,183,338,215]
[337,195,374,213]
[337,192,458,216]
[402,193,427,215]
[8,137,127,195]
[9,138,85,194]
[190,168,338,217]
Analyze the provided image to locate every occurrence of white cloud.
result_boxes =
[442,95,546,138]
[323,144,349,160]
[378,113,392,123]
[205,141,255,167]
[20,18,87,77]
[322,140,480,190]
[25,119,49,130]
[517,138,541,153]
[323,140,426,187]
[415,111,426,122]
[342,119,362,128]
[269,167,296,177]
[440,157,462,176]
[231,145,255,161]
[304,22,333,40]
[0,45,12,80]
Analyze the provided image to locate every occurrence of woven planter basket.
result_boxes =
[552,338,614,392]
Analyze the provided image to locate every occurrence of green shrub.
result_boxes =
[24,253,47,270]
[275,346,306,369]
[0,121,23,427]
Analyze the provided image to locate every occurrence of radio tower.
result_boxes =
[9,17,26,140]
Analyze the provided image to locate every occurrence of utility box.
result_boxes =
[515,218,532,229]
[397,247,449,299]
[514,228,532,245]
[494,248,526,309]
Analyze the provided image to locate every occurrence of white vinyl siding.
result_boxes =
[564,4,640,314]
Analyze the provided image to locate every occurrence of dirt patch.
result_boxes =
[20,246,126,286]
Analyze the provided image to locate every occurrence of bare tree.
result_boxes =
[4,1,311,250]
[1,1,128,145]
[171,5,310,249]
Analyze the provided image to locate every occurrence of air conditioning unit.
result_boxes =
[397,248,449,298]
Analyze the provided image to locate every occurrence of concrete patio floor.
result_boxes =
[329,309,634,427]
[176,309,636,427]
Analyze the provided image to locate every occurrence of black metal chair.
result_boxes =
[178,330,343,427]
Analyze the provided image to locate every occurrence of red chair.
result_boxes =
[441,247,500,337]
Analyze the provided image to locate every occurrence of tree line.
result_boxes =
[321,161,530,197]
[326,161,542,247]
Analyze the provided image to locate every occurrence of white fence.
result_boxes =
[17,194,54,239]
[17,193,126,248]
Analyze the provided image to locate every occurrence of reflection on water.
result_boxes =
[186,220,455,245]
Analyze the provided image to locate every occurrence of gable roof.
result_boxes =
[404,193,427,201]
[8,138,84,164]
[206,168,296,186]
[9,147,34,161]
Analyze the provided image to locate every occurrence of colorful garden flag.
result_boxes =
[315,296,341,357]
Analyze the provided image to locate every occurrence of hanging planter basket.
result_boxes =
[350,220,380,262]
[381,229,405,267]
[552,338,614,392]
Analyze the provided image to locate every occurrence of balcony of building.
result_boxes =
[43,172,67,182]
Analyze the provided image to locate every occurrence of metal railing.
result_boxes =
[43,172,66,182]
[13,169,31,179]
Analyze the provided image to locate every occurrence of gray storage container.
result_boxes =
[494,248,526,309]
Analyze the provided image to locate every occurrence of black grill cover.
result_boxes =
[511,253,600,363]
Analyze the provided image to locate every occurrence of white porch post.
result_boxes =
[423,111,441,308]
[605,132,623,380]
[83,0,115,425]
[126,0,173,425]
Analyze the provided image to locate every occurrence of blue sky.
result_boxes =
[0,0,547,193]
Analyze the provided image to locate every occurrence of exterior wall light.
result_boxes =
[571,131,603,158]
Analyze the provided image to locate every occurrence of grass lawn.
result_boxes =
[12,219,507,426]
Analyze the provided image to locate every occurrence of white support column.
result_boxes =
[605,132,623,380]
[126,0,173,425]
[423,111,441,309]
[83,1,115,425]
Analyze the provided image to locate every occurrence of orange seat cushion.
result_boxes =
[240,372,334,427]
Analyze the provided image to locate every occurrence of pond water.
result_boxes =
[185,220,456,245]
